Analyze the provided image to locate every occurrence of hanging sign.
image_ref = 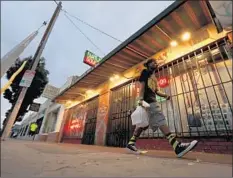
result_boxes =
[158,76,169,88]
[19,70,35,87]
[29,102,41,112]
[83,50,102,67]
[42,84,60,100]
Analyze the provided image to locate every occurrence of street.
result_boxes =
[1,140,232,177]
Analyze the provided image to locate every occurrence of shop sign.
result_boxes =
[83,50,102,67]
[42,84,60,100]
[29,102,41,112]
[158,76,169,88]
[70,119,82,130]
[19,70,35,87]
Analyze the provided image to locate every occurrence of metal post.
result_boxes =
[1,2,62,140]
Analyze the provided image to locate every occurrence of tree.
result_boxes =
[2,56,49,131]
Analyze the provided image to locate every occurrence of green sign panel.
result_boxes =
[156,95,166,102]
[83,50,102,67]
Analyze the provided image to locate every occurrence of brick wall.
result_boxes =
[62,138,82,144]
[47,132,60,143]
[136,138,232,154]
[37,134,48,142]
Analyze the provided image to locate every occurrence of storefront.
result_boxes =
[54,0,232,154]
[36,101,65,142]
[61,96,99,145]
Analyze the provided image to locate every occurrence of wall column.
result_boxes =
[95,91,110,146]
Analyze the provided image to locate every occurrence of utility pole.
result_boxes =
[1,1,62,141]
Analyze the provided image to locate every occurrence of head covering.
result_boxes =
[143,58,157,68]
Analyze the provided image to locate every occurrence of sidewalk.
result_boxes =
[1,139,232,177]
[60,142,232,165]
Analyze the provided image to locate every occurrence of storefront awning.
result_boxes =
[55,0,213,103]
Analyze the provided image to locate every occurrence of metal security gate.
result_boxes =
[140,37,232,139]
[106,37,232,146]
[81,97,99,145]
[106,81,137,147]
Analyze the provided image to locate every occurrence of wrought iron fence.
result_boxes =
[82,97,99,145]
[106,82,136,147]
[107,37,232,147]
[141,37,232,139]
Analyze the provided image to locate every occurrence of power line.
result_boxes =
[53,0,58,5]
[53,2,148,58]
[62,9,148,58]
[63,10,122,43]
[63,12,106,56]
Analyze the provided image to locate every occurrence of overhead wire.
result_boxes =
[63,12,106,56]
[53,1,149,59]
[52,1,149,80]
[62,9,149,58]
[62,9,122,43]
[53,0,58,5]
[52,1,106,56]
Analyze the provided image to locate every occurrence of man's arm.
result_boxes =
[138,81,145,101]
[137,70,147,105]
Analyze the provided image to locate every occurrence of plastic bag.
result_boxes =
[131,106,149,128]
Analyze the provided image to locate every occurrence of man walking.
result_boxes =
[29,122,38,140]
[127,59,198,158]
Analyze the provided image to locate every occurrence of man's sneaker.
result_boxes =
[175,140,198,158]
[126,143,138,152]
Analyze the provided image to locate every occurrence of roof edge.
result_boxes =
[54,0,187,101]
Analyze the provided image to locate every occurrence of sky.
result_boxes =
[1,1,174,127]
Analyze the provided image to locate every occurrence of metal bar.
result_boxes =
[206,46,231,136]
[185,56,202,136]
[208,44,232,113]
[175,59,192,137]
[171,62,183,136]
[166,65,178,136]
[162,65,171,135]
[192,51,212,136]
[198,48,222,136]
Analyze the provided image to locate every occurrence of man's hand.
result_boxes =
[166,95,171,100]
[137,98,143,106]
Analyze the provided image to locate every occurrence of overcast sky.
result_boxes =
[1,1,174,126]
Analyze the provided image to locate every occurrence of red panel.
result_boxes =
[136,138,232,154]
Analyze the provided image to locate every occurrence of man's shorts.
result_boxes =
[147,102,167,132]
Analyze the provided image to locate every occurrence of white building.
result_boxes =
[17,76,79,142]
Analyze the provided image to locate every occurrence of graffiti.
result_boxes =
[95,105,108,144]
[68,104,87,138]
[157,51,168,65]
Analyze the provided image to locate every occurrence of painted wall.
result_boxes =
[95,92,110,145]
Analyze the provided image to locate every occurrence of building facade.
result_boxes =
[17,112,38,140]
[17,76,78,142]
[54,0,232,154]
[36,101,65,142]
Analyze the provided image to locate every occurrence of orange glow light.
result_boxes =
[170,41,178,47]
[182,32,191,41]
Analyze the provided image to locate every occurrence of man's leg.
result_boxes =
[150,102,198,158]
[127,125,149,152]
[159,124,198,158]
